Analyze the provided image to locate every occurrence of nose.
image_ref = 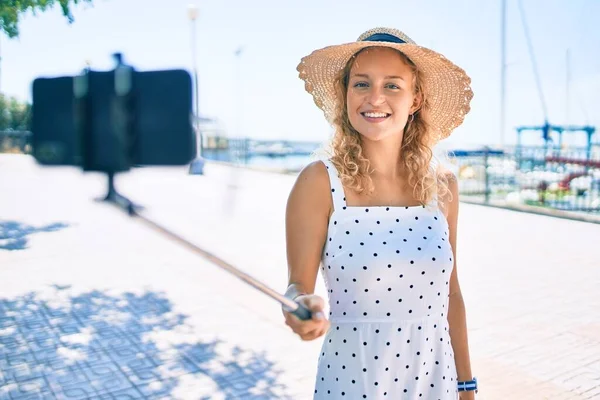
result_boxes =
[367,86,385,106]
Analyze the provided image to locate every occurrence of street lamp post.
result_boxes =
[500,0,506,149]
[187,3,205,175]
[234,46,243,163]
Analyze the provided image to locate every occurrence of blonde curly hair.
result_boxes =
[324,47,452,208]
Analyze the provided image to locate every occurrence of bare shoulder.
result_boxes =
[296,160,330,185]
[293,160,331,196]
[287,160,333,217]
[439,167,457,181]
[437,167,459,217]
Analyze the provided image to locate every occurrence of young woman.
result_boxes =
[283,28,476,399]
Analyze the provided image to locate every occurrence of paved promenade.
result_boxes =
[1,154,599,399]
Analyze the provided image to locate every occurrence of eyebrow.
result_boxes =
[351,73,405,80]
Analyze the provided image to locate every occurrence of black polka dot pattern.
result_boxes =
[314,160,458,399]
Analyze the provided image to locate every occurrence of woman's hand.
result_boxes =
[459,391,475,400]
[283,294,330,341]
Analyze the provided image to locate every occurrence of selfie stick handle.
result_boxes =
[102,173,312,321]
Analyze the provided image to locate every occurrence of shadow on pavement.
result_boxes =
[0,285,291,399]
[0,221,70,251]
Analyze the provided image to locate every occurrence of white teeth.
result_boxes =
[363,112,388,118]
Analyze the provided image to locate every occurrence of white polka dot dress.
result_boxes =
[314,159,458,400]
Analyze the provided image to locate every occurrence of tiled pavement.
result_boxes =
[1,154,599,399]
[0,288,290,399]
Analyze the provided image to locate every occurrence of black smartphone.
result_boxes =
[31,62,196,173]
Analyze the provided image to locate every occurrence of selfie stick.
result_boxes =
[101,172,312,321]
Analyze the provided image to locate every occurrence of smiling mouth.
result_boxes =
[361,112,391,120]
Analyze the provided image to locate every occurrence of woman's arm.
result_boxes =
[283,160,332,340]
[443,173,474,386]
[285,160,332,296]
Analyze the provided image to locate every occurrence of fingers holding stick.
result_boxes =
[283,294,330,341]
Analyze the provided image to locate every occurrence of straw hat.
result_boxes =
[296,27,474,142]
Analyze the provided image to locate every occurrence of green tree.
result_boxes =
[1,0,93,38]
[8,97,31,130]
[0,95,10,129]
[0,94,31,130]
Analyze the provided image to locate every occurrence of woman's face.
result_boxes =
[346,47,419,143]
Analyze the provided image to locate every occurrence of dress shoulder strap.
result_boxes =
[320,159,347,212]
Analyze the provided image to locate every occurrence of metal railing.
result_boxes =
[452,146,600,213]
[3,131,598,213]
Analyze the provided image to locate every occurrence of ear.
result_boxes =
[410,92,423,115]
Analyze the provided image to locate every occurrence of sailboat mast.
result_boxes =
[500,0,507,149]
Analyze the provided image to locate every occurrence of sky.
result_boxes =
[2,0,599,149]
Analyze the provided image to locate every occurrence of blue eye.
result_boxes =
[353,82,368,88]
[386,84,400,90]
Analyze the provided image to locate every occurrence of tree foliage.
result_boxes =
[0,94,31,130]
[1,0,93,38]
